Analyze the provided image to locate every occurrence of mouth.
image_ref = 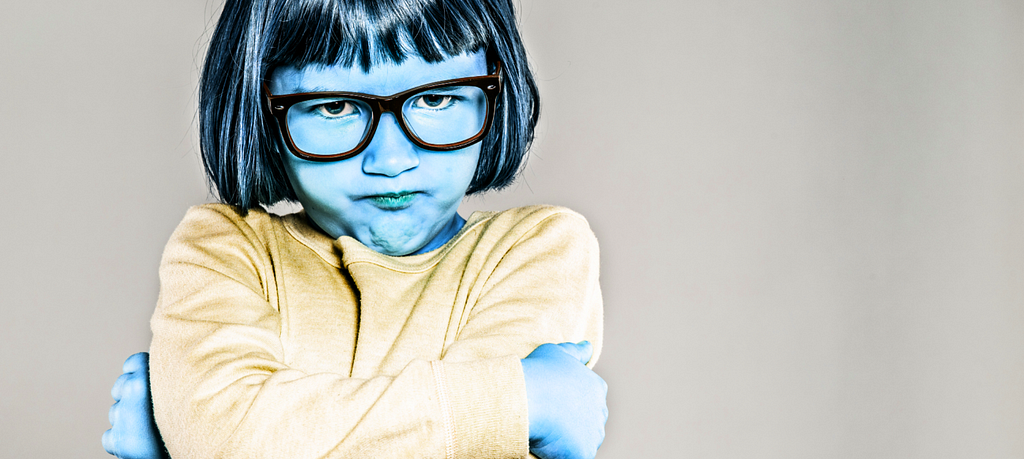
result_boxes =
[365,191,419,210]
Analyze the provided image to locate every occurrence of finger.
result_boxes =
[101,428,118,456]
[111,373,130,400]
[108,401,119,428]
[576,340,593,363]
[123,352,149,374]
[555,341,593,364]
[553,342,586,363]
[122,373,151,405]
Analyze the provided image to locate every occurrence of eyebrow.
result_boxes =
[289,85,457,97]
[283,74,481,96]
[297,85,345,93]
[286,85,386,96]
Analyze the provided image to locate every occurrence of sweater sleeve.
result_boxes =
[441,208,604,367]
[149,206,527,459]
[436,209,604,459]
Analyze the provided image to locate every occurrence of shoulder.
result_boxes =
[464,205,599,263]
[162,204,284,269]
[175,203,276,233]
[474,205,594,238]
[168,204,283,246]
[476,205,596,244]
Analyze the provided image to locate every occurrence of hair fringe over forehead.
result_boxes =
[266,0,492,72]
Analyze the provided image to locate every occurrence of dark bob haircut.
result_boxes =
[199,0,541,208]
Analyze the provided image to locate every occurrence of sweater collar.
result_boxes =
[282,210,491,272]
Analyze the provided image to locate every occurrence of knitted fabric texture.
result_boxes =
[150,204,603,459]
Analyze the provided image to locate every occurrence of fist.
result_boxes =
[522,342,609,459]
[101,352,168,459]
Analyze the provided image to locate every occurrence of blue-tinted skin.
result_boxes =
[102,353,166,459]
[269,51,485,256]
[104,52,607,459]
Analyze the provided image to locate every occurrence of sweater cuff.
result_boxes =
[434,355,529,459]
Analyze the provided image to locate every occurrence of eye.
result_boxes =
[315,100,358,118]
[413,94,455,110]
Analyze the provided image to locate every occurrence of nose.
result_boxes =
[361,113,419,177]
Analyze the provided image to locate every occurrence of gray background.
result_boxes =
[1,0,1021,458]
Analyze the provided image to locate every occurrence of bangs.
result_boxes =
[266,0,491,72]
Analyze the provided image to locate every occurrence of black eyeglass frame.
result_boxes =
[263,64,502,162]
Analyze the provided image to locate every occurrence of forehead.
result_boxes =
[267,50,487,96]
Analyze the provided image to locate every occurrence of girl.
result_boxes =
[103,1,606,458]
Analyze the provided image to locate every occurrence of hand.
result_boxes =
[521,342,608,459]
[102,352,170,459]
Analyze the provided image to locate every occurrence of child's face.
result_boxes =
[267,51,487,256]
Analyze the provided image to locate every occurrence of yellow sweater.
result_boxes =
[149,204,603,459]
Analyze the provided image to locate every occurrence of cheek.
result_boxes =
[283,156,359,207]
[283,159,321,202]
[414,148,478,208]
[448,146,481,190]
[432,149,479,200]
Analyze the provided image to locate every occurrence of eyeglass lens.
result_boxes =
[285,85,488,156]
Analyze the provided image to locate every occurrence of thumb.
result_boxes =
[556,341,593,365]
[122,352,150,374]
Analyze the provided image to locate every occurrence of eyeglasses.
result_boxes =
[264,64,502,162]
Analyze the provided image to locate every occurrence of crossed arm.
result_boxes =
[103,206,608,459]
[105,342,604,459]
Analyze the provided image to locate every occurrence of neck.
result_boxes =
[410,213,466,255]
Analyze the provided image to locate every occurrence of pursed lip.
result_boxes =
[362,191,420,210]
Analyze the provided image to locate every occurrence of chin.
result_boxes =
[367,221,426,256]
